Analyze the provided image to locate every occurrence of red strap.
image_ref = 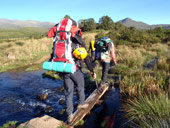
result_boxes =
[58,19,69,40]
[63,63,67,72]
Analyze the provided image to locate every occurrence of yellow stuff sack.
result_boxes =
[73,47,87,60]
[90,40,95,52]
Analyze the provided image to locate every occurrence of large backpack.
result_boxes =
[95,37,112,60]
[52,18,77,64]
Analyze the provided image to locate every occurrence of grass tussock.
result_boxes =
[116,45,145,68]
[120,71,170,96]
[114,43,170,127]
[123,94,170,128]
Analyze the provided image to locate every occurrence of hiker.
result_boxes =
[94,37,117,85]
[47,18,96,124]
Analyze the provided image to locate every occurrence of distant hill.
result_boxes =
[119,18,151,30]
[119,18,170,30]
[0,18,55,29]
[151,24,170,30]
[0,18,170,30]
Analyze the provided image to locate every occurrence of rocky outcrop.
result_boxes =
[19,115,63,128]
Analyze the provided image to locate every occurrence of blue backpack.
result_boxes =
[95,37,112,60]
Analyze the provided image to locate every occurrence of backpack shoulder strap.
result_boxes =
[56,19,73,40]
[70,26,82,38]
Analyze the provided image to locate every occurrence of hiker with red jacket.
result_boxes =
[48,18,96,124]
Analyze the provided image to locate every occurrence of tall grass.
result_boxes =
[0,37,52,72]
[123,94,170,128]
[116,45,146,68]
[120,71,170,96]
[115,43,170,127]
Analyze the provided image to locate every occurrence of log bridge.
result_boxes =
[69,83,109,127]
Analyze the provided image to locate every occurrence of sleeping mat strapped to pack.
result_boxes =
[43,61,76,74]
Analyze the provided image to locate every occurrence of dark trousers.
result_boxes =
[63,69,85,115]
[101,62,110,83]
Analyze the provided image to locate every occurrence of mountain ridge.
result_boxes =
[0,18,170,30]
[0,18,55,29]
[119,17,170,30]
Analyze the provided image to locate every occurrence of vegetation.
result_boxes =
[123,94,170,128]
[0,27,48,39]
[0,37,52,72]
[79,17,170,127]
[0,121,17,128]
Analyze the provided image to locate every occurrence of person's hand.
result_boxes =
[91,72,96,79]
[93,73,96,79]
[114,61,117,66]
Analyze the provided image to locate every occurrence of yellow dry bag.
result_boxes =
[73,47,87,60]
[90,40,95,52]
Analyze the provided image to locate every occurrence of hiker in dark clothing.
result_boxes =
[48,18,96,124]
[94,37,117,85]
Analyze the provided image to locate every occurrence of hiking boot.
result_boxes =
[77,103,89,109]
[67,113,73,124]
[100,81,109,86]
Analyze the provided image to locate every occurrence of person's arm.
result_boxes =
[48,24,58,38]
[88,42,91,53]
[74,31,96,78]
[110,42,117,65]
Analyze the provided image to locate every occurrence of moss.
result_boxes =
[42,71,61,80]
[75,120,84,127]
[0,121,18,128]
[25,64,42,72]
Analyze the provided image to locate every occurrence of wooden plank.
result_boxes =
[69,83,109,127]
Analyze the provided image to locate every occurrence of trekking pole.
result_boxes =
[95,79,98,88]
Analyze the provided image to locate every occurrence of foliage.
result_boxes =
[0,27,48,39]
[123,94,170,128]
[79,18,96,31]
[64,14,71,19]
[95,31,106,40]
[42,71,61,80]
[115,42,170,127]
[0,37,52,73]
[75,119,84,127]
[0,121,17,128]
[98,15,114,30]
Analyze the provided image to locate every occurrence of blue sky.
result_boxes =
[0,0,170,25]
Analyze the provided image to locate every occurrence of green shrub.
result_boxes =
[15,42,24,46]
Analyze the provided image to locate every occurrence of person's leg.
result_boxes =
[63,74,74,116]
[70,70,85,105]
[101,62,110,83]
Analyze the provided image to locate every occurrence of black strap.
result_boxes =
[57,30,69,32]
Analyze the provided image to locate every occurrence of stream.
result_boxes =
[0,70,123,128]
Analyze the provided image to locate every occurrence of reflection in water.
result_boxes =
[84,87,122,128]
